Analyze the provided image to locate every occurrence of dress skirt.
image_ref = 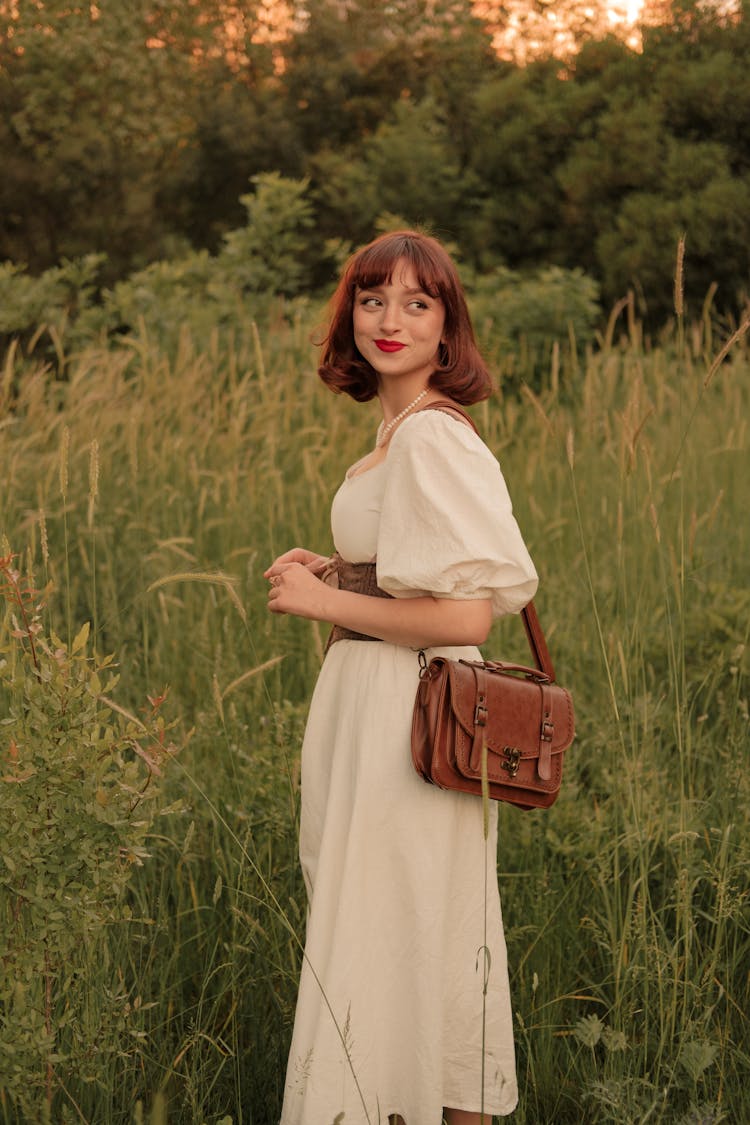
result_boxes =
[279,640,518,1125]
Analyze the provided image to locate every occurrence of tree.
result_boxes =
[0,0,283,273]
[596,141,750,316]
[0,2,187,271]
[556,37,662,275]
[280,0,495,155]
[466,59,581,268]
[649,4,750,169]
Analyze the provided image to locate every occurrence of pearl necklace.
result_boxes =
[377,389,429,447]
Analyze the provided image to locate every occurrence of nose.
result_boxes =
[378,301,401,335]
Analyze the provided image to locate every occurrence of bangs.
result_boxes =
[347,232,452,300]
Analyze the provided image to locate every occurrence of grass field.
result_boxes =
[1,301,748,1124]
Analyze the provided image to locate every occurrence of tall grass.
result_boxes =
[0,304,748,1123]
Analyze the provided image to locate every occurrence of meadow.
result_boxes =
[0,296,748,1124]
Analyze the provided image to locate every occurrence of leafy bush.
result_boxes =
[469,264,602,388]
[0,551,179,1119]
[0,179,604,390]
[0,174,325,366]
[0,254,105,360]
[75,173,321,348]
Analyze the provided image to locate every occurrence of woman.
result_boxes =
[265,231,538,1125]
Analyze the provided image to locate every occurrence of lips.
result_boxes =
[375,340,406,353]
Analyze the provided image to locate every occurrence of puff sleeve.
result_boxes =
[376,410,538,617]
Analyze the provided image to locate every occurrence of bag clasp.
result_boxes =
[501,747,521,777]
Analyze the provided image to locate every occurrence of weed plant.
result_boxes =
[0,297,747,1122]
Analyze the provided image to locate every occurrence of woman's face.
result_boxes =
[353,260,445,390]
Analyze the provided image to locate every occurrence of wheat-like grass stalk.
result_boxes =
[87,439,99,530]
[704,314,750,388]
[146,570,248,626]
[221,656,285,699]
[674,233,686,319]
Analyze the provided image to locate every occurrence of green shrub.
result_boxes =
[75,173,320,350]
[0,255,105,374]
[469,264,602,389]
[0,551,179,1119]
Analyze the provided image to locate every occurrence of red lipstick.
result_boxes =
[375,340,406,352]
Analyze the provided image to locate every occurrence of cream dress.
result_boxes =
[280,410,538,1125]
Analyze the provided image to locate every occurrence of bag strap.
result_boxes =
[521,601,556,682]
[419,399,557,683]
[419,400,479,433]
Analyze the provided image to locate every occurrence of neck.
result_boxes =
[376,386,433,448]
[379,383,432,425]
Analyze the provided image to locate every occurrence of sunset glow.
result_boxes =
[623,1,645,21]
[608,1,646,48]
[473,0,652,62]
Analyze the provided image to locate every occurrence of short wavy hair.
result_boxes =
[318,230,492,404]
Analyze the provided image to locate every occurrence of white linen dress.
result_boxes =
[280,409,538,1125]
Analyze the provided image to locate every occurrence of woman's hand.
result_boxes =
[264,548,332,577]
[266,561,332,620]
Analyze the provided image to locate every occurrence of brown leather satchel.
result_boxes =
[411,602,574,810]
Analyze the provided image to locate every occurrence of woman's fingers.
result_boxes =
[264,549,304,577]
[264,547,326,577]
[306,555,333,576]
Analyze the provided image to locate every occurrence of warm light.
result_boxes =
[623,1,644,21]
[474,0,650,62]
[606,1,646,49]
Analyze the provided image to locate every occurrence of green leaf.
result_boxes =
[679,1040,719,1083]
[71,621,90,654]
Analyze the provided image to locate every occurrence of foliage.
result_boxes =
[0,175,326,365]
[469,264,602,385]
[595,141,750,319]
[219,173,316,297]
[2,1,750,319]
[0,255,104,369]
[0,553,179,1119]
[0,0,281,276]
[71,183,315,355]
[95,172,318,339]
[0,180,602,388]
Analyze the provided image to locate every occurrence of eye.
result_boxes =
[358,295,381,308]
[408,299,430,311]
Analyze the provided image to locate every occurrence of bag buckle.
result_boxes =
[474,699,488,726]
[501,747,521,777]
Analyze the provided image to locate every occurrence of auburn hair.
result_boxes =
[318,230,492,404]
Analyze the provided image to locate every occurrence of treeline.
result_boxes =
[1,0,749,321]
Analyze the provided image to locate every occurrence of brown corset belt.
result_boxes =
[323,552,393,649]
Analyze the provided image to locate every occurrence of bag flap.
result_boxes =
[444,659,574,758]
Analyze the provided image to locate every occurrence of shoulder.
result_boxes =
[421,401,477,432]
[390,406,494,464]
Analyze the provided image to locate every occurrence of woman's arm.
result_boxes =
[265,560,492,648]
